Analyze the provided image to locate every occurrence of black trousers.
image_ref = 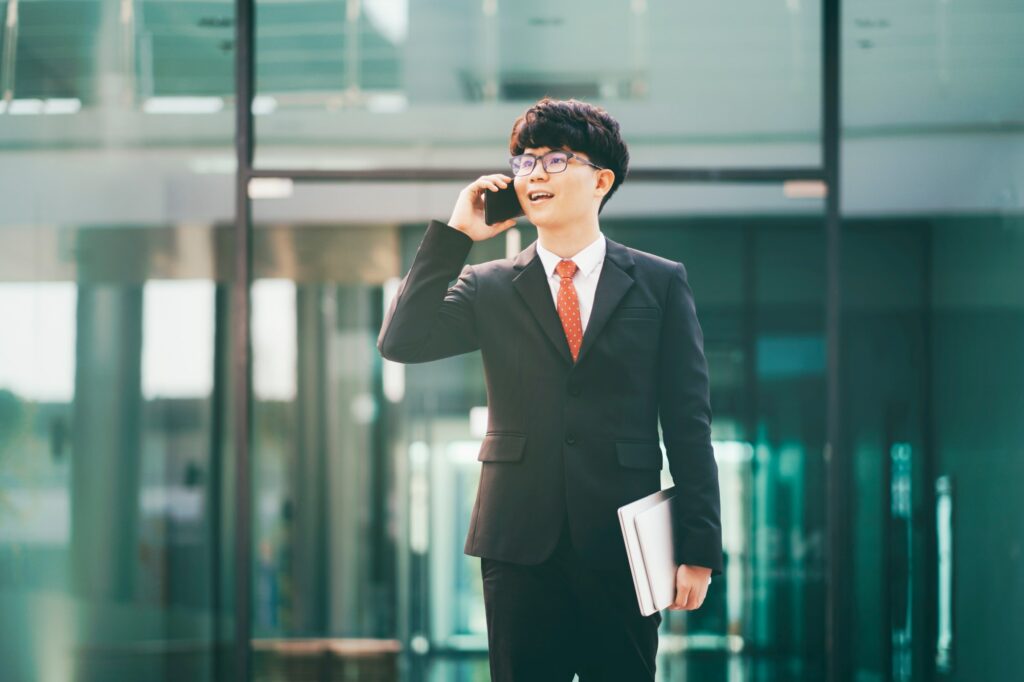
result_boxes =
[480,513,662,681]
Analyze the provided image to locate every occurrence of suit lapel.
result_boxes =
[512,236,636,369]
[513,242,574,365]
[575,240,635,366]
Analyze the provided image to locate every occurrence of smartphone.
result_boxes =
[484,182,525,225]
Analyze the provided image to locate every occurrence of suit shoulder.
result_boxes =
[623,245,686,279]
[461,254,520,284]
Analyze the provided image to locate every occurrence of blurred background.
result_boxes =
[0,0,1021,681]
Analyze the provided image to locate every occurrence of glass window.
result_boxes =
[842,213,1024,682]
[0,1,237,676]
[252,0,824,171]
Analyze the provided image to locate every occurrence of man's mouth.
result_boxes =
[528,191,555,204]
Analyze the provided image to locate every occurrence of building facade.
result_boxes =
[0,1,1021,680]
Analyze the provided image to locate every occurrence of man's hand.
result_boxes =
[448,174,519,242]
[668,564,712,611]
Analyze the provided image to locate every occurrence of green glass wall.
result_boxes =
[0,1,239,679]
[843,215,1024,682]
[0,225,239,681]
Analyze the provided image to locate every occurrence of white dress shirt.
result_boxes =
[534,233,607,334]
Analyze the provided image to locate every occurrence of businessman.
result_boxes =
[377,98,723,681]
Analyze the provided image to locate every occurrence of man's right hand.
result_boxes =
[448,174,519,242]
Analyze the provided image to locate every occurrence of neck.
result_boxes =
[537,219,601,259]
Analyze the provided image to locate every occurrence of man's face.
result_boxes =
[513,146,608,229]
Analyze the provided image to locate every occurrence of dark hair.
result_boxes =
[508,98,629,213]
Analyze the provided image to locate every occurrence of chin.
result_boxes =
[531,211,574,231]
[530,215,564,231]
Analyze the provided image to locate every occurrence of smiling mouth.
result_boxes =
[528,192,555,203]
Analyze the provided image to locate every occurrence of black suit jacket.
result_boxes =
[377,220,723,577]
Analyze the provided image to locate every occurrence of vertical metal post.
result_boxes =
[233,0,254,680]
[823,0,847,681]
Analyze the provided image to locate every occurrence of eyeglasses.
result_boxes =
[509,150,605,177]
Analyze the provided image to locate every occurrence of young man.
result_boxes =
[377,98,723,681]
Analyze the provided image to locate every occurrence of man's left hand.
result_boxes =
[668,564,712,611]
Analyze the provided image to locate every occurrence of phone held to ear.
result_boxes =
[484,183,525,225]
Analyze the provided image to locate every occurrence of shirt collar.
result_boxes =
[535,233,606,279]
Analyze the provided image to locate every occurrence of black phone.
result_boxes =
[484,182,525,225]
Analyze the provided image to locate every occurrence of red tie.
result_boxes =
[555,259,582,362]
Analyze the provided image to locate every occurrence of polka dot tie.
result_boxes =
[555,259,582,362]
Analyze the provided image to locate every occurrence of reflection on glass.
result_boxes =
[249,236,406,672]
[142,281,216,399]
[2,7,238,674]
[0,219,234,682]
[842,215,1024,682]
[935,475,952,674]
[253,1,823,169]
[0,285,78,669]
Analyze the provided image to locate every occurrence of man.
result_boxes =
[377,98,723,681]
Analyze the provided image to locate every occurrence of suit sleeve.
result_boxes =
[377,220,480,363]
[658,261,724,577]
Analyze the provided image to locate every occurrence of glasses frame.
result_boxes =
[508,150,606,177]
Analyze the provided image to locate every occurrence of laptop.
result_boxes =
[617,486,712,616]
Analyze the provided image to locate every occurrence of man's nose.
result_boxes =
[528,160,550,180]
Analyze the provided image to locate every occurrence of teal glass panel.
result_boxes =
[0,2,238,678]
[0,225,238,681]
[843,215,1024,682]
[247,215,403,677]
[841,3,1024,680]
[252,1,824,170]
[0,0,237,148]
[844,2,1024,130]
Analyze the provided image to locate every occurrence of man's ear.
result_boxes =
[595,168,615,197]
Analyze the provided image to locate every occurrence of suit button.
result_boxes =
[565,433,576,445]
[568,384,581,396]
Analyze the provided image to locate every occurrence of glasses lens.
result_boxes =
[544,152,569,173]
[511,155,534,176]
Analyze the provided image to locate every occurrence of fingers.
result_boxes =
[693,583,708,609]
[669,582,709,611]
[669,583,690,611]
[468,174,513,194]
[485,173,512,187]
[488,217,518,233]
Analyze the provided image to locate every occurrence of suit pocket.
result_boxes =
[478,432,527,462]
[616,440,664,470]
